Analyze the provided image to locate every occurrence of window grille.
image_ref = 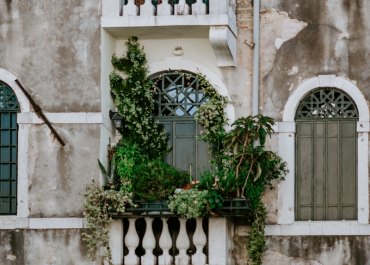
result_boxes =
[296,88,358,119]
[0,82,19,215]
[152,72,208,117]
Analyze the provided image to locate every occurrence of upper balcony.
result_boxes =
[102,0,237,66]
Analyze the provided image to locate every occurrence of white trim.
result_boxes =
[149,58,235,124]
[278,75,370,226]
[17,112,103,124]
[265,222,370,236]
[0,217,84,229]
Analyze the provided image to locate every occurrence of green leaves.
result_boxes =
[82,183,133,264]
[168,189,210,219]
[110,36,169,159]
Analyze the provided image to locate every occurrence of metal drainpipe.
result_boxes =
[252,0,260,116]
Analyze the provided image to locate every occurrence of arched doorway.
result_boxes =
[151,71,210,178]
[295,87,358,221]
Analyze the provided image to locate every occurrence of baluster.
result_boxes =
[174,0,190,15]
[192,218,207,265]
[140,0,155,16]
[141,217,157,265]
[123,0,139,16]
[158,218,173,265]
[192,0,206,15]
[124,218,140,265]
[175,218,190,265]
[157,0,173,16]
[109,220,124,265]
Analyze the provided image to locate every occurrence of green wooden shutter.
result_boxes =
[296,120,357,220]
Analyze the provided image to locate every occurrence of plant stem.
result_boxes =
[241,159,254,197]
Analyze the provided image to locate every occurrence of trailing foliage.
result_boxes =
[195,74,228,160]
[110,37,169,159]
[82,183,133,264]
[247,202,267,265]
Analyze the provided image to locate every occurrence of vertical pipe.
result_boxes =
[252,0,260,116]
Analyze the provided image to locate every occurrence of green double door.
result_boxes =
[160,118,210,179]
[295,120,357,221]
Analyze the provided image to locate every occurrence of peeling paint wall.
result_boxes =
[27,124,100,217]
[0,230,93,265]
[0,0,101,264]
[0,0,101,112]
[259,0,370,118]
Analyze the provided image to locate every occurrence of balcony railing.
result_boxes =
[103,0,234,18]
[109,217,234,265]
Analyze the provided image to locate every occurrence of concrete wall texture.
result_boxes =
[1,0,370,264]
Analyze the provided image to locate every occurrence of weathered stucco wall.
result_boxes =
[0,230,93,265]
[0,0,101,112]
[233,235,370,265]
[27,124,100,217]
[260,0,370,119]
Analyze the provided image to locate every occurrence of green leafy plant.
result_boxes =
[82,182,133,264]
[168,189,210,218]
[247,202,267,265]
[132,159,189,201]
[110,36,169,159]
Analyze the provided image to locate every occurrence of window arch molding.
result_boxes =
[278,75,369,226]
[149,59,235,125]
[0,68,30,218]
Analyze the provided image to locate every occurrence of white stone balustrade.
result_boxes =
[110,217,219,265]
[103,0,236,17]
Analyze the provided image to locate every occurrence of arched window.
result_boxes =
[295,88,358,221]
[0,81,19,215]
[151,71,210,178]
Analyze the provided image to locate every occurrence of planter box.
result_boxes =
[110,198,252,222]
[213,198,253,224]
[110,200,175,218]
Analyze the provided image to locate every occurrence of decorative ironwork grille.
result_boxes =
[296,88,358,119]
[0,82,19,215]
[0,82,20,111]
[152,72,208,117]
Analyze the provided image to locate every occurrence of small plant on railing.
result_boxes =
[168,189,210,218]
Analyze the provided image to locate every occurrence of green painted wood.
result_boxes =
[296,120,357,220]
[160,119,210,178]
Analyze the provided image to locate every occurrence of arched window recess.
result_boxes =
[0,81,20,215]
[151,71,211,178]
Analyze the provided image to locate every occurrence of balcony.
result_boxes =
[102,0,237,67]
[109,217,234,265]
